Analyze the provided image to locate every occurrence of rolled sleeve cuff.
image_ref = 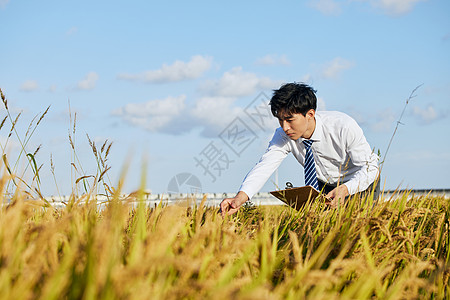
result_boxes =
[239,188,255,200]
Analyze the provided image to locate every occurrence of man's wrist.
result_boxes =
[235,191,249,206]
[341,182,354,195]
[342,184,349,194]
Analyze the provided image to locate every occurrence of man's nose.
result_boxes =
[281,121,290,131]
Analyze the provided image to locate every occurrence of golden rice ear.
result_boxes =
[0,187,447,299]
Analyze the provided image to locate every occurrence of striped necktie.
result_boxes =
[303,140,319,190]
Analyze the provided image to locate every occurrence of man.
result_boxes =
[220,83,379,216]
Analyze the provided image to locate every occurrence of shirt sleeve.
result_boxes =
[341,120,380,194]
[239,128,291,199]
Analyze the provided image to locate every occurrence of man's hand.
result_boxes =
[326,184,349,208]
[220,191,249,217]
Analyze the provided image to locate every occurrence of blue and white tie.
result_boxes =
[303,140,319,190]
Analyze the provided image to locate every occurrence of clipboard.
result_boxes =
[270,185,321,210]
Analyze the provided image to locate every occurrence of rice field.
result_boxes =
[1,88,449,299]
[0,190,448,299]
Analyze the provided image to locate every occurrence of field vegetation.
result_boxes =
[1,88,449,299]
[0,191,449,299]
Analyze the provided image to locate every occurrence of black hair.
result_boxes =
[269,83,317,118]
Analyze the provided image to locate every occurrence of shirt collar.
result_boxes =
[304,112,322,142]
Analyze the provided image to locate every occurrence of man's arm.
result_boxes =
[340,120,379,195]
[238,128,291,200]
[220,128,291,216]
[326,117,378,207]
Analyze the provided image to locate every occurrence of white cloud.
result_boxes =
[113,95,250,137]
[255,54,290,66]
[350,103,446,134]
[0,0,9,9]
[190,94,279,137]
[112,92,280,137]
[20,80,39,92]
[321,57,354,79]
[411,104,446,124]
[390,150,450,162]
[347,109,369,128]
[112,67,286,137]
[77,72,99,90]
[196,87,282,133]
[190,96,242,131]
[317,97,327,111]
[299,74,313,84]
[112,95,186,132]
[48,85,57,93]
[199,67,282,97]
[309,0,425,16]
[117,55,212,83]
[309,0,343,15]
[371,108,397,132]
[372,0,427,16]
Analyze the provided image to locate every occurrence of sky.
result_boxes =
[0,0,449,197]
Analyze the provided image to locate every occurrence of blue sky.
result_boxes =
[1,0,449,196]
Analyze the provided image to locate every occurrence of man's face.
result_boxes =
[277,109,315,140]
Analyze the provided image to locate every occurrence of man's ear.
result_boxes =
[306,109,315,118]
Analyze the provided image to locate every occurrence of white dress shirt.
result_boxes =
[239,111,379,199]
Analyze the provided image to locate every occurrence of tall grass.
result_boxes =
[0,190,448,299]
[1,88,49,199]
[1,88,113,200]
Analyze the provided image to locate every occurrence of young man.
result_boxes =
[220,83,379,216]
